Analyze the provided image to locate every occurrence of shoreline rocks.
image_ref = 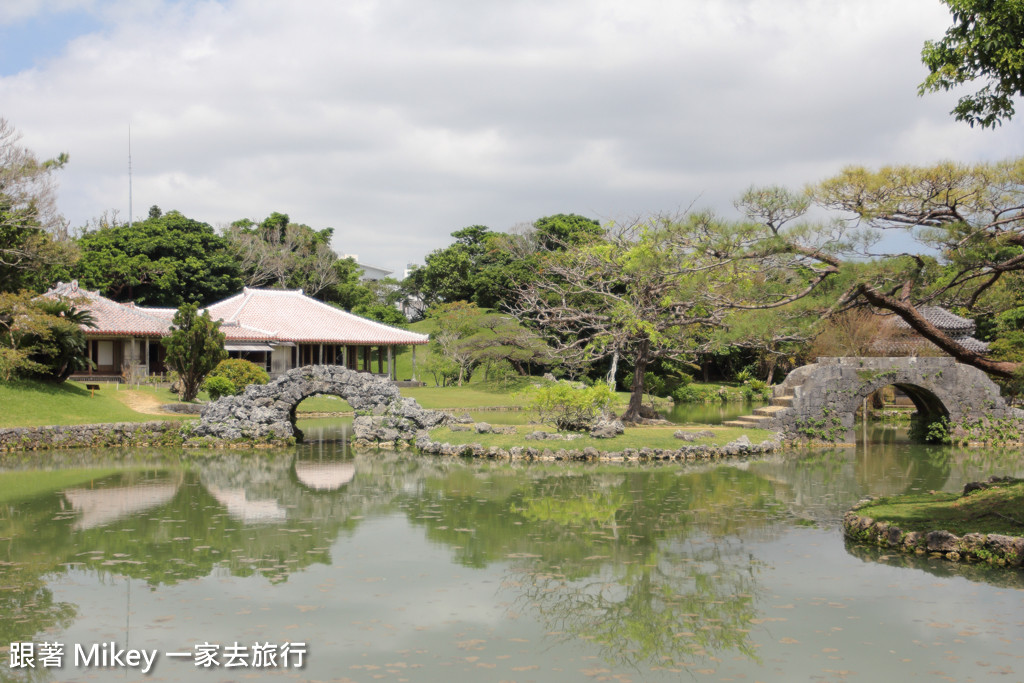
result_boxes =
[0,421,181,451]
[843,489,1024,568]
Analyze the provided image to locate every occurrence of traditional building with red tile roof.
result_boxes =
[44,282,428,381]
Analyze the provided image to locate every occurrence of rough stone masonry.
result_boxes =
[191,365,448,443]
[754,357,1024,443]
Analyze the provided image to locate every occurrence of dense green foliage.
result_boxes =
[423,301,550,386]
[0,119,76,292]
[515,218,716,420]
[921,0,1024,127]
[162,303,227,401]
[402,225,523,309]
[401,215,600,312]
[0,292,93,381]
[528,380,615,431]
[25,298,95,381]
[202,375,236,401]
[206,358,269,391]
[75,208,242,306]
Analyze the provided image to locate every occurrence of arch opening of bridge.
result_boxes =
[849,380,950,442]
[730,357,1023,444]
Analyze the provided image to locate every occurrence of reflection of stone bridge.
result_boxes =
[191,365,446,443]
[727,357,1024,443]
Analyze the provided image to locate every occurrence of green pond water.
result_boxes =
[2,415,1024,682]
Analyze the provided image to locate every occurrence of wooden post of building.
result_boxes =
[411,345,417,382]
[378,346,384,374]
[387,346,393,379]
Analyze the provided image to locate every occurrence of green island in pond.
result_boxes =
[844,478,1024,567]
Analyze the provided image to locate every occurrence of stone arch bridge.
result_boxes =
[191,365,448,443]
[727,357,1024,443]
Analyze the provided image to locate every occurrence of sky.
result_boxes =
[1,0,1021,275]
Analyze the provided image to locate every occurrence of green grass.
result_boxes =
[296,394,353,413]
[0,380,189,428]
[855,481,1024,536]
[401,382,535,410]
[0,468,127,504]
[297,376,670,415]
[427,424,776,451]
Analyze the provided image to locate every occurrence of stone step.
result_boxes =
[772,394,794,407]
[724,414,775,429]
[753,404,788,417]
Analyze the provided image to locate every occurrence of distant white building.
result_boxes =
[340,254,393,281]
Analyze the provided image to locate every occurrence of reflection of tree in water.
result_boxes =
[0,447,441,655]
[401,462,787,670]
[751,440,1024,526]
[0,566,77,670]
[510,536,762,670]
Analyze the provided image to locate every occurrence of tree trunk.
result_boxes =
[623,341,650,423]
[857,284,1020,378]
[606,349,619,390]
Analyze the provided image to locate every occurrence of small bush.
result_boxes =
[528,380,615,431]
[740,378,772,402]
[207,359,269,390]
[203,376,237,401]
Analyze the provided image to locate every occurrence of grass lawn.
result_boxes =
[295,394,353,413]
[427,423,776,451]
[0,373,709,431]
[401,382,535,410]
[0,380,193,428]
[296,376,671,415]
[854,480,1024,536]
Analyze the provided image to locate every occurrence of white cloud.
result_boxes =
[2,0,1022,272]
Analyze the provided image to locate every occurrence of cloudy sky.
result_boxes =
[1,0,1021,274]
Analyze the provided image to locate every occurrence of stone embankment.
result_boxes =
[843,498,1024,567]
[401,429,781,461]
[0,421,181,451]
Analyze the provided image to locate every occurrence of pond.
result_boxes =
[2,417,1024,682]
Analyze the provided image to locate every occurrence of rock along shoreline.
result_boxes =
[354,430,782,462]
[843,495,1024,568]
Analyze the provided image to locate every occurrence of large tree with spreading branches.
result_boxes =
[689,157,1024,380]
[513,220,719,422]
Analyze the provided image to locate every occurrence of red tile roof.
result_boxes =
[44,282,171,337]
[205,288,428,345]
[44,283,427,346]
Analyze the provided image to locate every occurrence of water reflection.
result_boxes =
[293,458,356,491]
[661,401,764,425]
[62,473,181,530]
[1,420,1023,680]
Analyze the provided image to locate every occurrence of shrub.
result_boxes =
[740,378,772,402]
[203,376,237,402]
[528,380,615,431]
[207,358,269,390]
